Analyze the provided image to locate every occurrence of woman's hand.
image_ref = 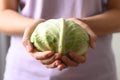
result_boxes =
[22,19,45,52]
[61,52,87,67]
[59,18,97,68]
[30,50,62,68]
[22,19,64,69]
[22,18,96,71]
[68,18,97,49]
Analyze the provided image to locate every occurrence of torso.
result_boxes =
[4,0,117,80]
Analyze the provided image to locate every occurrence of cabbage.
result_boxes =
[30,18,89,55]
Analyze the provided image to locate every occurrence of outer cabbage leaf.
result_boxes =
[30,18,89,55]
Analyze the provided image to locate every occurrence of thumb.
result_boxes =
[26,40,33,52]
[23,39,33,52]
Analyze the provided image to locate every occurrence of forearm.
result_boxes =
[82,9,120,36]
[0,9,36,36]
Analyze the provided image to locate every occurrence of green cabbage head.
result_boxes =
[30,18,89,55]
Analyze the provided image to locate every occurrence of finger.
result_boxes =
[77,19,97,49]
[40,53,62,65]
[89,31,97,49]
[55,60,67,70]
[68,52,87,64]
[22,19,45,50]
[68,18,97,49]
[23,19,45,40]
[54,53,62,59]
[32,51,54,60]
[40,55,56,65]
[84,26,96,49]
[23,40,34,52]
[45,60,60,68]
[80,55,87,64]
[57,63,67,71]
[61,56,78,67]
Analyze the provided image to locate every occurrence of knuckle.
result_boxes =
[22,39,26,46]
[34,56,40,60]
[44,54,50,58]
[52,63,57,68]
[40,53,49,60]
[40,60,47,64]
[45,63,56,68]
[55,60,61,66]
[32,54,41,60]
[40,56,56,65]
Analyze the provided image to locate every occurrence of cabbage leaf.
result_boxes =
[30,18,89,55]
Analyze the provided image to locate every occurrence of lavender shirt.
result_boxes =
[4,0,117,80]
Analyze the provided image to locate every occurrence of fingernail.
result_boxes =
[45,51,54,57]
[55,54,62,59]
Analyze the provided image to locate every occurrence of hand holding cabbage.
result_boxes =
[22,18,96,70]
[30,18,90,55]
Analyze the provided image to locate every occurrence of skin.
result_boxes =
[0,0,120,71]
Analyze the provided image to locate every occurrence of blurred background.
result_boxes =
[0,34,10,80]
[0,33,120,80]
[112,33,120,80]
